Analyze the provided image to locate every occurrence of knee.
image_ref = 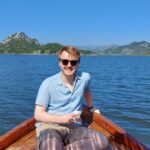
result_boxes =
[39,129,61,142]
[87,128,105,138]
[38,129,63,150]
[87,129,112,149]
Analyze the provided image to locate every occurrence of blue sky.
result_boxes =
[0,0,150,46]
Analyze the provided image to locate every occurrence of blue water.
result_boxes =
[0,55,150,147]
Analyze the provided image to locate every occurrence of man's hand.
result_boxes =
[61,112,81,124]
[90,108,100,114]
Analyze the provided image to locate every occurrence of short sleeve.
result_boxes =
[85,73,91,92]
[35,79,50,108]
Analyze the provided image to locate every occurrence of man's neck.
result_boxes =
[60,72,76,86]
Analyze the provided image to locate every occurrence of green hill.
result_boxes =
[0,32,64,54]
[104,41,150,55]
[40,43,63,54]
[0,32,94,55]
[0,38,40,54]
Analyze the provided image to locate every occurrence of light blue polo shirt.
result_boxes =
[35,71,91,115]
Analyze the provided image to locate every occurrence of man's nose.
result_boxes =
[67,61,72,67]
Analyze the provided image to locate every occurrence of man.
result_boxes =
[34,46,112,150]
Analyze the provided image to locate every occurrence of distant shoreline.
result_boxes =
[0,53,150,56]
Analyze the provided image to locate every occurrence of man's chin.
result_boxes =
[64,70,75,76]
[65,73,74,77]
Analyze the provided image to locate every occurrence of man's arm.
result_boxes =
[84,91,100,113]
[84,91,93,108]
[34,105,80,124]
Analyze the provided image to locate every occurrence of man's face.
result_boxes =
[59,51,79,77]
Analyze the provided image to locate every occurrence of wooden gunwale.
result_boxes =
[0,117,36,150]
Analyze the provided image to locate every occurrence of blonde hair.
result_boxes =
[58,46,80,60]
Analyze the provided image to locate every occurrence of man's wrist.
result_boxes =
[88,106,94,110]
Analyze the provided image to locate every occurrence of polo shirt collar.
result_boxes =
[57,71,81,86]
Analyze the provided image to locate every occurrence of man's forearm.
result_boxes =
[34,110,64,124]
[84,92,93,107]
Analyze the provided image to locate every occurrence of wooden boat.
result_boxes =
[0,105,149,150]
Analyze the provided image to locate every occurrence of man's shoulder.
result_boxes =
[79,72,91,80]
[42,73,59,84]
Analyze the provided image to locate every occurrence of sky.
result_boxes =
[0,0,150,46]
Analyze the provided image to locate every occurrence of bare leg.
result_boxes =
[38,129,63,150]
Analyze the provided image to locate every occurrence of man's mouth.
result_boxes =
[65,67,74,71]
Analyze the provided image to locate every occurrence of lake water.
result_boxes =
[0,55,150,147]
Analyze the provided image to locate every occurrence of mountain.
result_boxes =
[0,32,94,54]
[1,32,150,55]
[2,32,39,45]
[104,41,150,55]
[0,32,41,53]
[0,32,63,54]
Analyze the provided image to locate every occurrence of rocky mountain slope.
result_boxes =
[0,32,63,54]
[104,41,150,55]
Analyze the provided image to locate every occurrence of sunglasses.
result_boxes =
[59,59,79,66]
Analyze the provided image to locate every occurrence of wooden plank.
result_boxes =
[81,105,149,150]
[0,117,36,150]
[6,130,37,150]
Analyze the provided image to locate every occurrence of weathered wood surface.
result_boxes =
[0,117,36,150]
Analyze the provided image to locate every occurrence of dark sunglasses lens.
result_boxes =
[61,59,69,65]
[70,60,78,66]
[60,59,78,66]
